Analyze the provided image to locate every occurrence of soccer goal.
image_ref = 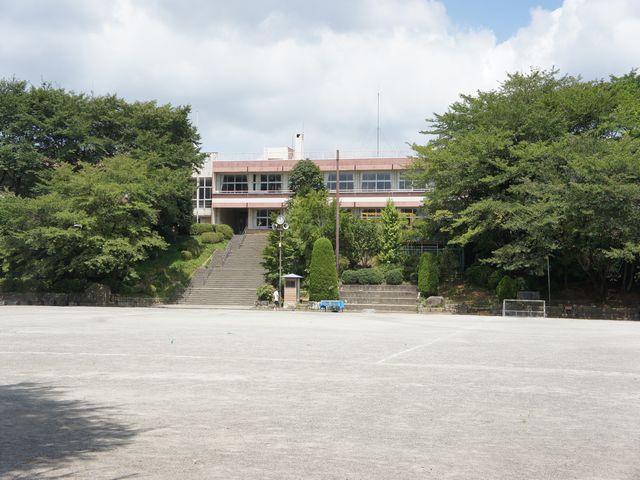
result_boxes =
[502,299,546,318]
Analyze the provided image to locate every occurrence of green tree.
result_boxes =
[261,190,334,284]
[0,78,203,236]
[411,69,640,299]
[378,199,402,265]
[308,237,338,301]
[0,156,167,291]
[287,159,325,196]
[418,252,440,296]
[346,215,381,267]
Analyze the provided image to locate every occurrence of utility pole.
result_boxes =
[335,149,340,275]
[377,92,380,158]
[547,255,551,304]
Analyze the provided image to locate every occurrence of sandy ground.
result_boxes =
[1,306,639,479]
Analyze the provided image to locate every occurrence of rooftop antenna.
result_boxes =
[377,91,380,158]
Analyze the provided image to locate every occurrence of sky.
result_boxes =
[0,0,638,156]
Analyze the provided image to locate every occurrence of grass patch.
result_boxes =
[120,235,227,300]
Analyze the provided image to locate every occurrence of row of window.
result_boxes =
[217,172,418,193]
[254,208,421,228]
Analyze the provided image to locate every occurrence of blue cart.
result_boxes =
[319,300,345,312]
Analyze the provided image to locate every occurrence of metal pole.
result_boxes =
[335,149,340,275]
[279,229,282,308]
[377,92,380,158]
[547,255,551,304]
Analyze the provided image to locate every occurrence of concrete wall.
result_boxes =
[0,292,162,308]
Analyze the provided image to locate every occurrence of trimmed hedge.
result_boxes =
[385,268,404,285]
[418,252,439,296]
[341,270,359,284]
[180,250,193,260]
[215,224,234,240]
[357,268,384,285]
[190,223,214,235]
[200,231,224,244]
[308,237,338,301]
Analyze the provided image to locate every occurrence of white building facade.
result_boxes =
[192,137,425,233]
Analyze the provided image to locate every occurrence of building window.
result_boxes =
[260,174,282,192]
[221,174,248,192]
[256,209,278,228]
[361,208,382,219]
[197,177,212,208]
[399,173,414,190]
[325,172,354,191]
[361,172,391,191]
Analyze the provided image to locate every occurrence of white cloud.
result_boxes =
[0,0,638,154]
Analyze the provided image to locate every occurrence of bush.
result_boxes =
[357,268,384,285]
[385,268,404,285]
[465,264,494,288]
[215,223,234,240]
[341,270,359,284]
[418,253,440,296]
[496,275,519,302]
[487,270,502,290]
[200,231,224,244]
[180,250,193,260]
[308,237,339,301]
[256,284,274,301]
[190,223,214,235]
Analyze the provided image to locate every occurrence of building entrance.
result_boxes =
[219,209,248,234]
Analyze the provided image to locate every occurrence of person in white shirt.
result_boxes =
[272,289,280,308]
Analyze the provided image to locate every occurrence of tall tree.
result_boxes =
[287,159,325,196]
[0,156,167,292]
[378,199,402,265]
[0,78,203,235]
[410,69,640,298]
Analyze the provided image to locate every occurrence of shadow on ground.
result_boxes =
[0,383,138,479]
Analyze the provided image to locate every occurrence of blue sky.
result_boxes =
[0,0,638,154]
[443,0,563,41]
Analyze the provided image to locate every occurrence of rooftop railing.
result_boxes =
[213,150,414,161]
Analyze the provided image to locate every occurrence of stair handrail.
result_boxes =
[200,228,247,286]
[238,226,248,249]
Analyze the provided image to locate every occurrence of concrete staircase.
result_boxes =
[339,284,418,313]
[180,233,269,306]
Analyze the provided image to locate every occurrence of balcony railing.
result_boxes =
[212,187,428,195]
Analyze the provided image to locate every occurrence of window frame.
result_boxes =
[325,172,354,191]
[361,172,391,191]
[259,174,282,192]
[221,174,248,192]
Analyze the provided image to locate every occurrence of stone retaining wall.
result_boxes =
[0,292,162,308]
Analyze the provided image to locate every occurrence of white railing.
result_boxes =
[214,150,413,161]
[212,187,428,195]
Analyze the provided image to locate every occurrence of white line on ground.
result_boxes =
[380,361,640,378]
[375,327,478,364]
[0,351,338,364]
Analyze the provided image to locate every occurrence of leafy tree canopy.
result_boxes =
[0,78,203,230]
[0,156,167,292]
[287,159,325,196]
[411,69,640,298]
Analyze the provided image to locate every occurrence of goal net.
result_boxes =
[502,299,546,318]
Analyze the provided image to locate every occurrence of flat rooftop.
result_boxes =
[1,307,639,479]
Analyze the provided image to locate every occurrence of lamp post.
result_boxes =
[272,214,289,307]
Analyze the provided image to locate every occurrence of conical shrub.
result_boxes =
[308,237,339,301]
